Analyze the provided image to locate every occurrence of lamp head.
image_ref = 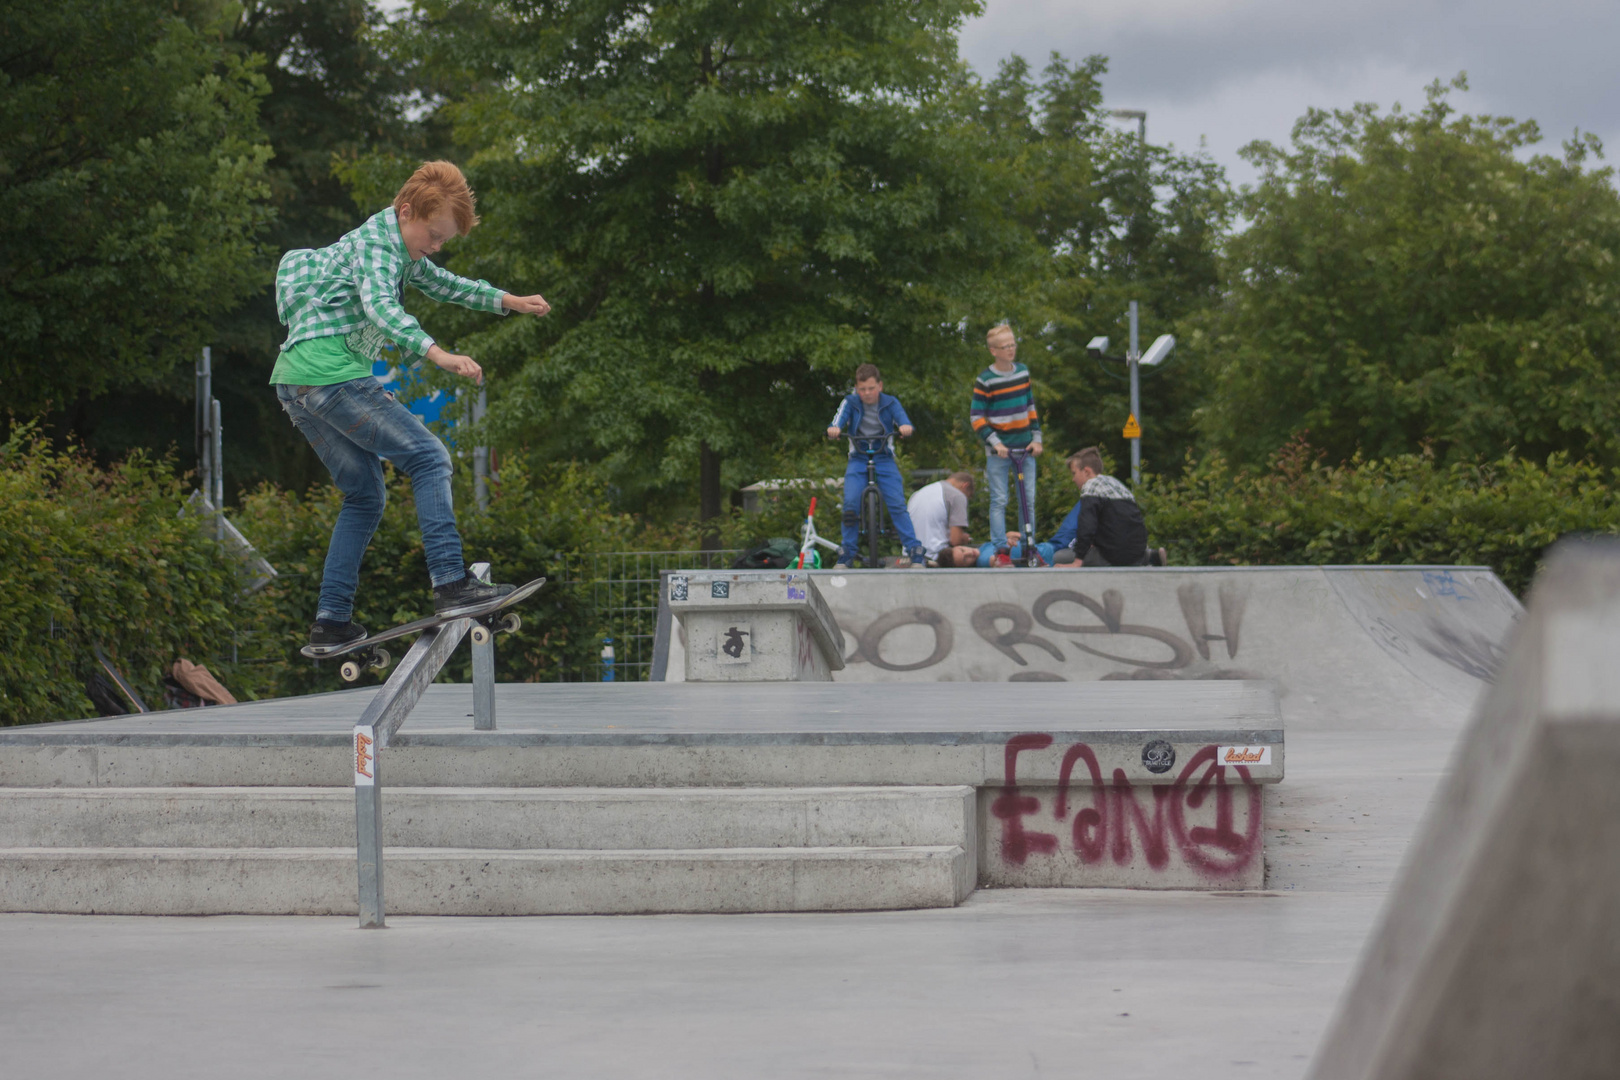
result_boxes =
[1086,336,1110,357]
[1141,334,1175,366]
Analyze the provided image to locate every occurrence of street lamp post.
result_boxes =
[1087,306,1174,487]
[1108,108,1146,145]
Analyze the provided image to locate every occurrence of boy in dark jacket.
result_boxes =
[1050,447,1166,566]
[825,363,925,567]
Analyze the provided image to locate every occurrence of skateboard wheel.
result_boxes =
[471,624,491,646]
[371,647,390,671]
[499,613,521,634]
[340,660,362,683]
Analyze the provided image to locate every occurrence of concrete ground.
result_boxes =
[0,728,1455,1079]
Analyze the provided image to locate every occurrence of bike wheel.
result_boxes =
[862,483,884,567]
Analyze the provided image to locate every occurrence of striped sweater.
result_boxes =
[970,362,1042,449]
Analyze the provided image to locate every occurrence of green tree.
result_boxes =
[975,53,1230,475]
[25,1,440,498]
[1196,77,1620,468]
[390,0,1038,531]
[0,0,273,417]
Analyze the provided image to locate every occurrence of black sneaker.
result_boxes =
[433,571,516,615]
[309,621,367,648]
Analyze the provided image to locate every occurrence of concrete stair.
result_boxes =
[0,786,976,915]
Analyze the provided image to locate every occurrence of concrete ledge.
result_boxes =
[0,845,971,915]
[0,733,1282,789]
[0,786,977,854]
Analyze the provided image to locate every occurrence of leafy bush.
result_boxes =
[1142,440,1620,594]
[0,430,270,725]
[235,455,644,696]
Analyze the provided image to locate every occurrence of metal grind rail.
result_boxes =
[349,614,500,928]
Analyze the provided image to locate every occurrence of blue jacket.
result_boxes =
[829,392,912,454]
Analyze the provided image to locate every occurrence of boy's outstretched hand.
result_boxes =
[826,426,841,438]
[502,293,552,316]
[898,424,913,437]
[426,344,483,384]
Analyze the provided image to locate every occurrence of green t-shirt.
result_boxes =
[269,334,373,387]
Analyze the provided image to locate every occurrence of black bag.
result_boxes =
[732,537,800,570]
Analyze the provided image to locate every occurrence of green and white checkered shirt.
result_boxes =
[275,206,506,362]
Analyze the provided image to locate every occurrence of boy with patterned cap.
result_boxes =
[271,160,551,649]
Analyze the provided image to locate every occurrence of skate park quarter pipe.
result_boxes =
[656,566,1522,730]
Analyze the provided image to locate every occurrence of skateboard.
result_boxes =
[301,577,546,683]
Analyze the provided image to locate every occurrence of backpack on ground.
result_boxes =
[732,538,800,570]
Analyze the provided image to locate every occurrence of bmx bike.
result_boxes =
[795,495,842,569]
[846,430,901,567]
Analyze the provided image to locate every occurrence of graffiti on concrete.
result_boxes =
[844,583,1258,682]
[990,733,1263,879]
[1419,621,1506,680]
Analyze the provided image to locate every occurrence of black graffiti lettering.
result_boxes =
[1032,589,1193,669]
[972,602,1064,666]
[859,607,955,671]
[1177,582,1247,660]
[1009,671,1067,682]
[1418,619,1504,681]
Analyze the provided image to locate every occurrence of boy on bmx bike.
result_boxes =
[825,363,926,569]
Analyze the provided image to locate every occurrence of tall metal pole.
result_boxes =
[195,347,213,504]
[473,386,489,513]
[212,398,224,539]
[1128,301,1141,487]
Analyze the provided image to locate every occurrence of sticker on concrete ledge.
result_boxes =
[787,585,806,600]
[711,580,730,599]
[669,575,688,601]
[718,624,752,663]
[1218,745,1271,766]
[353,726,375,786]
[1141,739,1176,774]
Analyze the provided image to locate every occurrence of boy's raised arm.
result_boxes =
[410,257,509,314]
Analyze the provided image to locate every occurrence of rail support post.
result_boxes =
[472,622,496,731]
[354,723,384,928]
[349,618,472,928]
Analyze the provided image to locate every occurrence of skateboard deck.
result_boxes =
[300,577,546,664]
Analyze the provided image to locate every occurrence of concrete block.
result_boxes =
[1309,538,1620,1080]
[669,571,845,681]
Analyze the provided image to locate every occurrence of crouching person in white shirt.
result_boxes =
[907,472,975,565]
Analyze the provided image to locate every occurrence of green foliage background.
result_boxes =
[7,2,1620,722]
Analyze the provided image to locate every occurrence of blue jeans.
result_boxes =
[986,449,1038,546]
[840,454,922,560]
[276,378,466,622]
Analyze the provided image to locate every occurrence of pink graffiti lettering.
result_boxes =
[990,733,1059,864]
[997,734,1264,880]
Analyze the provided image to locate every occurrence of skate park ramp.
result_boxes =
[657,566,1523,729]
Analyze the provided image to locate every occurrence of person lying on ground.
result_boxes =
[970,323,1042,548]
[932,532,1058,567]
[1049,447,1167,567]
[271,160,552,649]
[907,471,974,562]
[825,363,926,568]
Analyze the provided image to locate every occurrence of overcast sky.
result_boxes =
[958,0,1619,187]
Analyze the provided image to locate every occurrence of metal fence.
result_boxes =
[555,549,741,682]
